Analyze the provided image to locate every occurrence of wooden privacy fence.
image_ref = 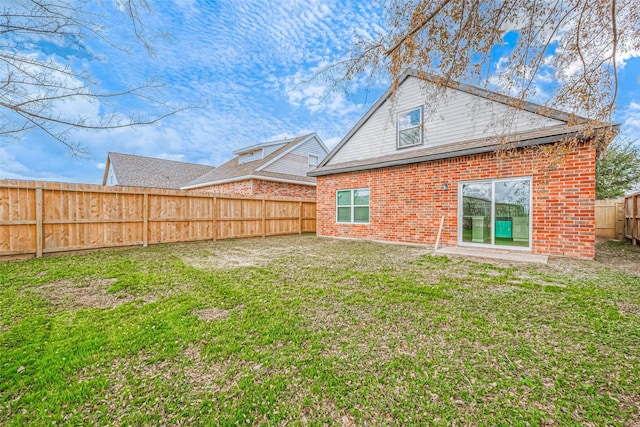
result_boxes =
[624,191,640,246]
[595,199,625,240]
[0,180,316,258]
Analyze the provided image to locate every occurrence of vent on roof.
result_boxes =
[238,149,264,165]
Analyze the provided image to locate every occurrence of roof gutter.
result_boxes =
[181,174,317,190]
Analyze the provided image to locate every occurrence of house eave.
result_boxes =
[232,139,295,156]
[308,129,607,177]
[181,174,317,190]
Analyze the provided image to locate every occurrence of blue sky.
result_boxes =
[1,0,639,184]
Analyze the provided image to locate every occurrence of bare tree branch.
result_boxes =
[317,0,637,145]
[0,0,186,154]
[384,0,453,57]
[609,0,619,116]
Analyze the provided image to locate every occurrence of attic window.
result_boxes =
[397,106,423,149]
[238,149,264,165]
[308,154,319,170]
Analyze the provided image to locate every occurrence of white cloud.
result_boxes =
[324,136,342,149]
[622,101,640,134]
[0,146,31,177]
[157,152,185,161]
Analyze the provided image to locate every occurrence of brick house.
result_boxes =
[308,71,617,258]
[182,134,328,198]
[104,134,328,198]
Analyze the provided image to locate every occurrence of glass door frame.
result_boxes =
[457,177,533,251]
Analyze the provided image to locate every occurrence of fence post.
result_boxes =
[298,201,302,235]
[261,199,266,238]
[634,194,638,246]
[143,193,149,247]
[615,200,623,241]
[35,186,43,258]
[212,197,217,241]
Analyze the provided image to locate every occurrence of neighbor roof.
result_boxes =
[103,152,215,189]
[232,137,297,155]
[182,134,324,189]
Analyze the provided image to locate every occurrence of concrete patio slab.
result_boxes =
[435,246,549,264]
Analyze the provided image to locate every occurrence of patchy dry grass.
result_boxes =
[1,235,639,426]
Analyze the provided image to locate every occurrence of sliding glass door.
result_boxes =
[459,178,531,249]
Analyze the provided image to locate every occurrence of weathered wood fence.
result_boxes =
[0,180,316,258]
[595,199,625,240]
[624,191,640,246]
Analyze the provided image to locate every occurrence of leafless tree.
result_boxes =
[327,0,637,141]
[0,0,185,155]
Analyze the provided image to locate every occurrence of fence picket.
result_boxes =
[0,180,316,258]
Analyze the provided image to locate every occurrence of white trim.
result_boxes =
[396,105,424,149]
[457,177,532,251]
[238,148,265,165]
[101,155,111,186]
[336,188,370,224]
[308,154,320,171]
[181,174,316,190]
[256,134,329,172]
[233,140,291,155]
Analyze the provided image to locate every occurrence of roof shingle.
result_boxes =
[106,152,215,189]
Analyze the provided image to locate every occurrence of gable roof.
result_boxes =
[232,139,290,155]
[103,152,215,189]
[317,69,593,170]
[182,133,328,189]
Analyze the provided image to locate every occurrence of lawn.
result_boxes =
[1,235,639,426]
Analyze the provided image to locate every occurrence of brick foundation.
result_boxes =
[190,179,316,198]
[316,141,597,258]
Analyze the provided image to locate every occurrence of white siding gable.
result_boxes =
[238,150,262,164]
[264,144,284,157]
[263,136,328,175]
[106,163,117,186]
[238,143,287,165]
[328,76,564,165]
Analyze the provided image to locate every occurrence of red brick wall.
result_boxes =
[193,180,254,195]
[251,180,316,198]
[316,141,597,258]
[190,179,316,198]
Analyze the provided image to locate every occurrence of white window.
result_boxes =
[397,106,423,149]
[336,188,370,224]
[308,154,319,170]
[238,149,264,165]
[459,178,532,249]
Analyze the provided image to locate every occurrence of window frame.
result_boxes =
[396,106,424,149]
[308,154,319,171]
[336,188,370,224]
[457,177,532,250]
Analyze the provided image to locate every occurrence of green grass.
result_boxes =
[1,236,639,425]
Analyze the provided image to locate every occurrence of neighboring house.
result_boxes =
[308,70,618,258]
[103,152,215,189]
[182,134,329,198]
[104,134,329,198]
